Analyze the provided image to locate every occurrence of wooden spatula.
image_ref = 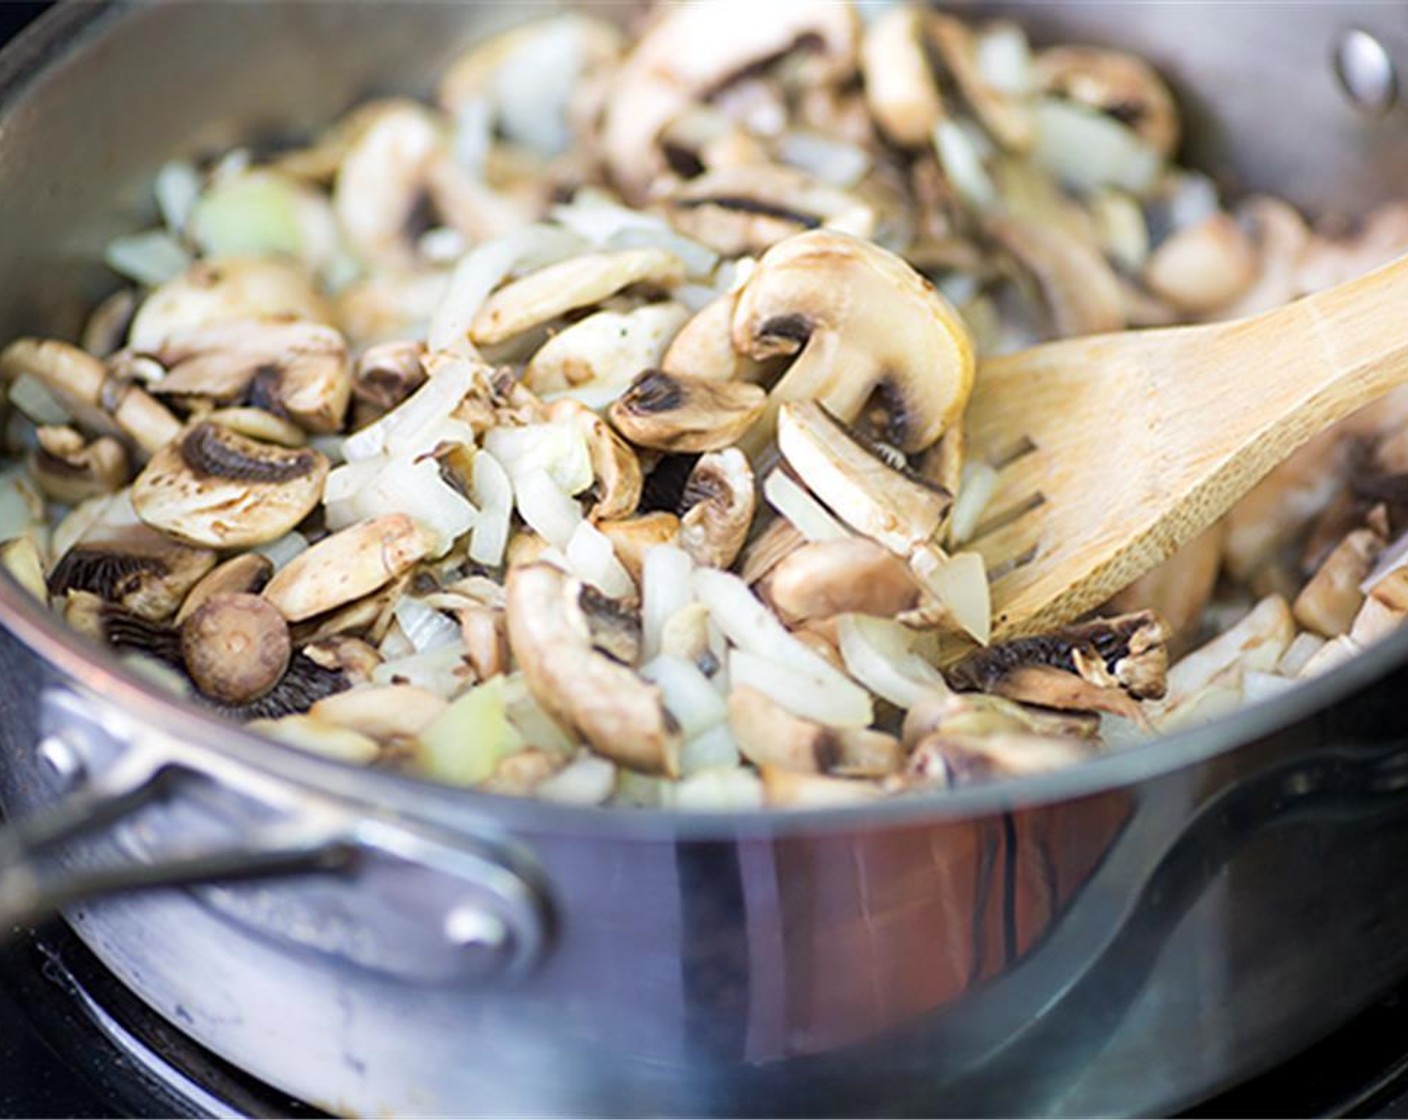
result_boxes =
[963,253,1408,642]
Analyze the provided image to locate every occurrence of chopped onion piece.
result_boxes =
[642,545,695,660]
[679,725,742,776]
[1155,683,1243,732]
[729,648,873,728]
[395,597,464,653]
[762,470,850,542]
[372,644,474,700]
[378,621,416,661]
[1242,670,1295,705]
[452,98,494,178]
[564,520,634,598]
[615,770,666,807]
[502,672,578,754]
[8,373,71,425]
[493,16,585,158]
[975,23,1033,95]
[103,230,191,287]
[154,160,202,235]
[692,568,861,694]
[469,450,513,567]
[253,531,308,571]
[836,614,950,710]
[948,462,999,546]
[514,467,583,549]
[1277,631,1327,677]
[419,226,469,264]
[0,467,42,544]
[343,358,475,461]
[934,120,998,211]
[537,752,616,804]
[609,226,717,278]
[666,767,764,811]
[540,381,633,412]
[640,655,727,739]
[483,421,593,495]
[776,131,870,188]
[1032,99,1162,196]
[1363,528,1408,592]
[328,455,476,555]
[419,675,525,785]
[427,224,584,355]
[911,549,992,644]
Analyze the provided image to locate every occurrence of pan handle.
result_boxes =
[0,685,554,985]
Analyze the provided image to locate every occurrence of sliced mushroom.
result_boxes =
[661,292,776,383]
[0,339,181,455]
[469,248,686,348]
[309,683,448,745]
[1292,527,1384,638]
[1036,45,1180,156]
[505,563,680,775]
[950,609,1170,701]
[907,731,1095,788]
[145,319,352,433]
[130,422,328,549]
[928,13,1034,152]
[0,536,47,601]
[728,684,903,776]
[176,552,274,624]
[579,584,642,665]
[263,514,432,622]
[48,495,217,621]
[459,604,508,681]
[249,713,378,764]
[1351,569,1408,646]
[759,765,884,807]
[353,339,427,415]
[761,537,920,624]
[678,449,755,569]
[548,399,643,520]
[1143,213,1257,317]
[1155,594,1294,716]
[596,512,682,584]
[987,217,1126,338]
[664,165,874,257]
[1221,196,1312,319]
[128,256,333,352]
[82,289,140,359]
[608,370,766,452]
[860,6,944,149]
[776,401,950,556]
[303,635,383,685]
[740,516,805,585]
[28,426,128,505]
[901,689,1099,749]
[333,101,445,269]
[601,1,858,203]
[181,593,292,706]
[732,230,974,453]
[523,302,690,394]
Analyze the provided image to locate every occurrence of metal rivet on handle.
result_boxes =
[443,904,508,953]
[1333,28,1399,116]
[37,735,85,787]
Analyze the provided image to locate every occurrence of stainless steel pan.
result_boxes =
[2,3,1408,1115]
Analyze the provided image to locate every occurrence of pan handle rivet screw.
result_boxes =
[37,735,85,785]
[443,905,508,953]
[1333,28,1398,115]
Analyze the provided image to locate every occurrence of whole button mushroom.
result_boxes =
[181,593,292,705]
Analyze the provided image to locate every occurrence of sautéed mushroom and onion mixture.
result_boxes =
[3,2,1407,810]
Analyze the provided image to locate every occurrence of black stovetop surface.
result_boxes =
[6,914,1408,1120]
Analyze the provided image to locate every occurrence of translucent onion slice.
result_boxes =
[253,531,308,571]
[329,455,476,556]
[642,545,695,661]
[1032,99,1162,196]
[482,421,594,496]
[1362,528,1408,592]
[564,519,634,599]
[776,131,870,189]
[728,648,873,729]
[836,614,950,710]
[639,655,727,739]
[679,725,742,777]
[342,358,475,462]
[537,753,617,805]
[371,644,474,700]
[975,22,1033,95]
[418,675,524,785]
[469,450,513,567]
[394,597,464,653]
[154,160,202,236]
[514,467,583,549]
[762,470,850,542]
[948,462,999,547]
[934,120,998,212]
[8,373,71,426]
[910,549,992,644]
[665,767,764,811]
[103,230,191,287]
[501,672,578,754]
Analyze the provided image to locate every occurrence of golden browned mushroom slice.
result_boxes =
[661,292,776,383]
[948,610,1169,716]
[927,13,1034,152]
[732,230,974,453]
[678,449,754,569]
[760,537,921,625]
[145,320,352,434]
[1292,526,1384,638]
[664,165,874,257]
[776,401,950,556]
[608,370,766,453]
[28,427,129,505]
[505,563,680,776]
[308,683,449,746]
[0,339,181,456]
[130,423,328,550]
[469,248,686,348]
[180,592,292,706]
[127,256,333,352]
[986,217,1126,338]
[597,513,682,584]
[901,689,1099,748]
[547,399,643,520]
[601,1,858,203]
[262,514,433,622]
[860,6,945,149]
[728,685,901,776]
[47,495,217,621]
[176,552,274,624]
[1035,45,1180,157]
[353,339,427,415]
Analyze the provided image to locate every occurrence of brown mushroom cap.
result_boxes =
[181,592,292,705]
[608,370,766,453]
[761,537,921,624]
[679,449,755,569]
[28,426,129,505]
